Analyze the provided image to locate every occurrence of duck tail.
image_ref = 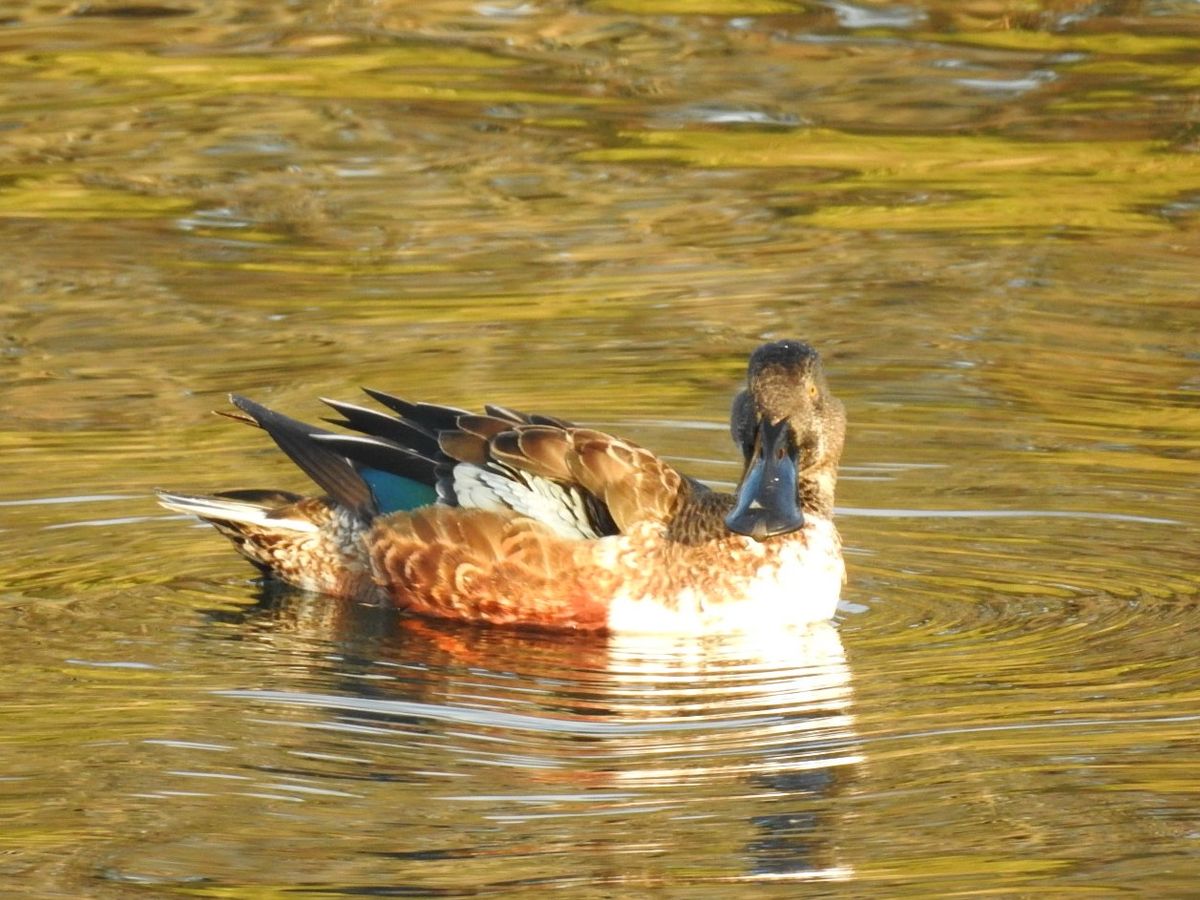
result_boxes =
[156,489,379,600]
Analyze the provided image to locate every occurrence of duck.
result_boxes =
[156,340,846,634]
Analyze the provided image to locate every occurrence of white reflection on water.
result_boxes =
[205,622,860,882]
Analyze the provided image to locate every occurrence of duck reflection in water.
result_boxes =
[202,584,860,885]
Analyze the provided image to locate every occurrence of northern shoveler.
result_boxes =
[157,340,846,633]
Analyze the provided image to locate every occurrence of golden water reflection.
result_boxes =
[1,0,1198,895]
[96,595,861,891]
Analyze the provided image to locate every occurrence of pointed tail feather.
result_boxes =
[155,489,319,533]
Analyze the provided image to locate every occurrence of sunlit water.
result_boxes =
[2,1,1199,895]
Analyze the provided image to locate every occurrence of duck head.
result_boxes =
[724,340,846,541]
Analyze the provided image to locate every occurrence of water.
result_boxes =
[2,1,1199,895]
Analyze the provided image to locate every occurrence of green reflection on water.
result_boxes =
[2,46,606,105]
[582,129,1190,232]
[0,176,191,219]
[929,28,1200,59]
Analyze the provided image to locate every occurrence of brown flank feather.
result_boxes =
[369,508,610,629]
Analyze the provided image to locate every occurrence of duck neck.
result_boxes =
[799,462,837,521]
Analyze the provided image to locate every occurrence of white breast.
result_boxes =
[605,518,845,635]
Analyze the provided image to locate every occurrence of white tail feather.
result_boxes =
[155,491,319,533]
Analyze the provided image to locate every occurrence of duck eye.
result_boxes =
[808,383,818,399]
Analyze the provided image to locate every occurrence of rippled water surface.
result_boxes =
[2,0,1199,895]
